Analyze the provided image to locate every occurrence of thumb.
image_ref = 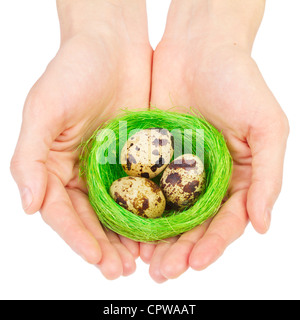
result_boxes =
[10,91,62,214]
[247,111,289,233]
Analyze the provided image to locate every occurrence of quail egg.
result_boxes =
[121,128,174,179]
[160,154,205,210]
[110,176,166,218]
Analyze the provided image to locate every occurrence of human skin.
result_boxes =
[10,0,152,279]
[140,0,289,283]
[11,0,289,282]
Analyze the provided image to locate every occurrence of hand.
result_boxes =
[142,0,289,282]
[10,0,152,279]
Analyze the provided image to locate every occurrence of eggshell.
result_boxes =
[121,128,174,179]
[160,154,205,210]
[110,176,166,218]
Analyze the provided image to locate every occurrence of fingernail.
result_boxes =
[19,187,33,211]
[264,208,272,231]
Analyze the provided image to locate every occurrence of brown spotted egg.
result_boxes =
[121,128,174,179]
[160,154,206,211]
[110,176,166,218]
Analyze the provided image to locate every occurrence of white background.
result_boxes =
[0,0,299,300]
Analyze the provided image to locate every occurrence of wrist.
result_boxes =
[56,0,148,43]
[203,0,265,53]
[164,0,265,54]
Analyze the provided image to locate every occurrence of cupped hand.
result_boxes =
[11,7,152,279]
[142,8,289,282]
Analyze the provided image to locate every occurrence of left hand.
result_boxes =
[140,0,289,282]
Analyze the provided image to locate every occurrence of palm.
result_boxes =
[26,34,152,278]
[152,43,256,188]
[43,34,151,184]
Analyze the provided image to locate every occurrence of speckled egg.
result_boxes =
[160,154,206,211]
[110,176,166,218]
[121,128,174,179]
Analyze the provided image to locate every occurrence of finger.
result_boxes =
[140,242,157,264]
[105,230,136,277]
[149,237,178,283]
[10,91,63,214]
[119,235,140,260]
[189,189,248,271]
[247,113,289,233]
[160,220,211,279]
[40,173,101,265]
[95,240,124,280]
[67,189,124,280]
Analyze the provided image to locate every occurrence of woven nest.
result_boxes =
[80,109,232,242]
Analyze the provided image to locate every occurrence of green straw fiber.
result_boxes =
[80,109,232,242]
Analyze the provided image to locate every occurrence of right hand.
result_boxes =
[10,0,152,279]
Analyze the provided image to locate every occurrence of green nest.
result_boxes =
[80,109,232,242]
